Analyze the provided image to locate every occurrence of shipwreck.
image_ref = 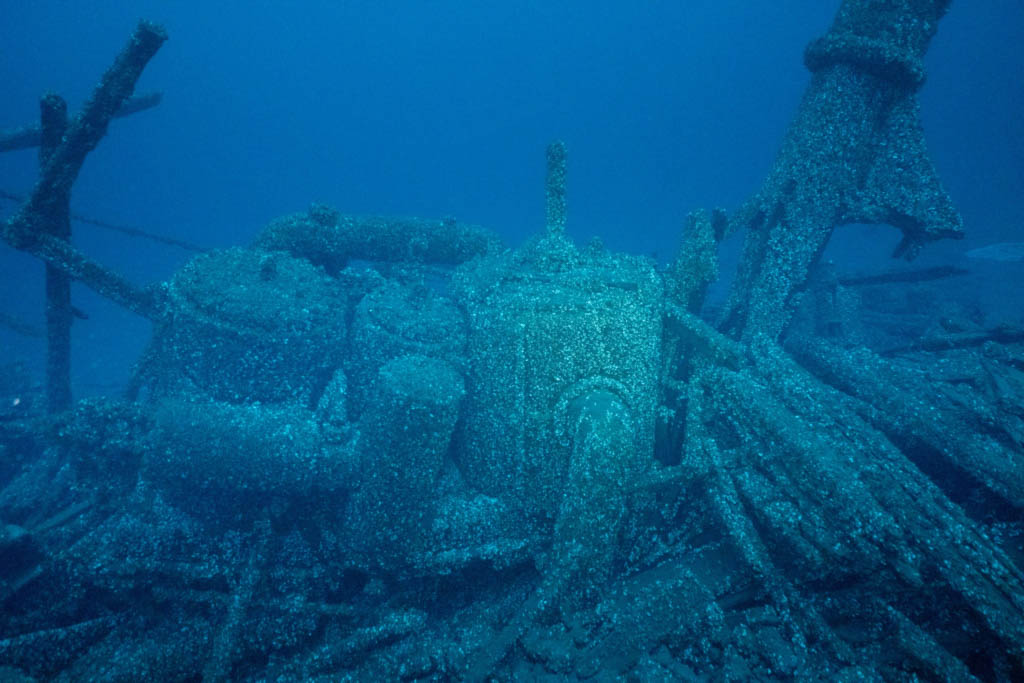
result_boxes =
[0,0,1022,680]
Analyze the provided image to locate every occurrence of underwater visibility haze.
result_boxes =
[1,0,1024,679]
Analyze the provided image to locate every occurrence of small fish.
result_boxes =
[966,242,1024,262]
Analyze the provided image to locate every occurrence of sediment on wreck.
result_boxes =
[1,1,1023,680]
[681,335,1024,674]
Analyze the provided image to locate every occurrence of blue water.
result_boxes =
[2,4,1024,679]
[2,2,1020,393]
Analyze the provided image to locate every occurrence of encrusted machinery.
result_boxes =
[2,1,1024,680]
[144,246,350,405]
[455,142,662,523]
[133,141,665,597]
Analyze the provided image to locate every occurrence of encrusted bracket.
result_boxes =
[720,0,962,341]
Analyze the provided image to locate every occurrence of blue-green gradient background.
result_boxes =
[1,1,1021,394]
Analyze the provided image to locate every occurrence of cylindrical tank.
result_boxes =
[347,280,466,420]
[453,233,662,518]
[155,247,348,405]
[349,354,465,566]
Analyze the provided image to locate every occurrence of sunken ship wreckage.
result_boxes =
[1,1,1023,680]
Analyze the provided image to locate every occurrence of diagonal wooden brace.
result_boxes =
[2,21,167,321]
[720,0,963,342]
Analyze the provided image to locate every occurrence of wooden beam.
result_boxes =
[719,0,961,341]
[2,20,166,331]
[39,93,73,412]
[0,92,162,154]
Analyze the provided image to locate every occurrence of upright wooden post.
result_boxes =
[545,140,567,235]
[39,93,73,412]
[1,21,168,410]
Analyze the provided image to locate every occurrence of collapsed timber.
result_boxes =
[1,1,1022,680]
